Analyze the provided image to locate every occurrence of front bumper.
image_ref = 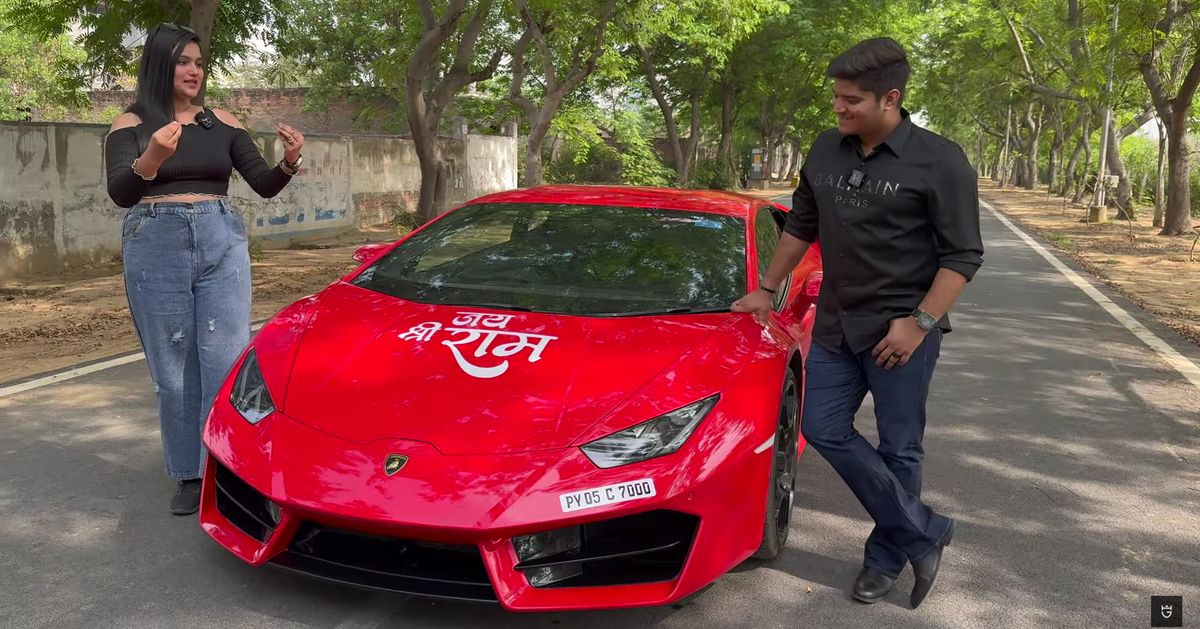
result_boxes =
[199,407,772,611]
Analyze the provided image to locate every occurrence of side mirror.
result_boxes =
[353,243,391,263]
[787,271,822,318]
[801,271,822,297]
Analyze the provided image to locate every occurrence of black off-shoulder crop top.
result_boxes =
[104,108,293,208]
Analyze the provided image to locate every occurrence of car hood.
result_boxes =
[281,282,736,455]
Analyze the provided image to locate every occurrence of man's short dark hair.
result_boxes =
[827,37,910,104]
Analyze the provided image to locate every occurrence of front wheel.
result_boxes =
[753,368,800,560]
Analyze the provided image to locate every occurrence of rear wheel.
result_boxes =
[753,368,800,560]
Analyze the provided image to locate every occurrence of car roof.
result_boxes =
[462,185,781,218]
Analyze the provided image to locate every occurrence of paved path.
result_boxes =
[2,199,1197,628]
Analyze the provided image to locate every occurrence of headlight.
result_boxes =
[229,349,274,424]
[580,395,719,468]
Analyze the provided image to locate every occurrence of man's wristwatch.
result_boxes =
[911,308,937,331]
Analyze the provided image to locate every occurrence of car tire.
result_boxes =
[752,368,799,561]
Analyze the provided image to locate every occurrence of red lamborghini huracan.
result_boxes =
[199,185,824,611]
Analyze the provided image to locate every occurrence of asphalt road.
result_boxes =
[2,199,1198,629]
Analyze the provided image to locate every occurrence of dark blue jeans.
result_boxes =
[800,328,952,579]
[122,199,252,480]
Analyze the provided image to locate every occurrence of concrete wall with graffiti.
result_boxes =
[0,121,518,278]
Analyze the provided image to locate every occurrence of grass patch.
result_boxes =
[248,238,265,263]
[1046,232,1074,249]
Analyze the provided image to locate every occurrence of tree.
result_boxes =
[1132,0,1197,235]
[0,0,87,120]
[623,0,786,187]
[274,0,505,220]
[406,0,504,220]
[3,0,276,103]
[506,0,618,186]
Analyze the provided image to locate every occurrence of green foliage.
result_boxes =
[0,0,88,120]
[612,110,675,187]
[692,158,739,190]
[543,104,673,187]
[2,0,278,82]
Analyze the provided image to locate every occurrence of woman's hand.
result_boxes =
[136,121,182,176]
[277,123,304,164]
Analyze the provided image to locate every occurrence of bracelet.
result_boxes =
[131,158,157,181]
[279,153,303,175]
[759,285,777,295]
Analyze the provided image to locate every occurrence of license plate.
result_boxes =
[559,478,656,513]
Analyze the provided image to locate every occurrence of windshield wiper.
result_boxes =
[440,302,535,312]
[589,306,733,318]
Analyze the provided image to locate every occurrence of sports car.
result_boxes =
[199,185,824,611]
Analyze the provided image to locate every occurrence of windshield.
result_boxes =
[349,202,747,316]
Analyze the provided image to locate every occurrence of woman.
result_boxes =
[104,23,305,515]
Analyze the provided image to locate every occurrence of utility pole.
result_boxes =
[1001,103,1012,188]
[1091,2,1119,222]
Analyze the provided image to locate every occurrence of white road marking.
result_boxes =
[0,321,266,398]
[982,200,1200,391]
[754,435,776,454]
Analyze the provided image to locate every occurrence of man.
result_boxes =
[732,37,983,609]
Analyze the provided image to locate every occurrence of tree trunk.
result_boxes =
[999,106,1012,188]
[679,88,704,186]
[1047,134,1060,194]
[188,0,220,106]
[1047,105,1065,194]
[1072,119,1093,204]
[977,127,986,174]
[1138,0,1198,234]
[524,105,556,187]
[1062,111,1089,197]
[1022,103,1041,189]
[1012,156,1029,188]
[786,139,801,180]
[1163,110,1194,235]
[991,137,1003,182]
[404,0,498,221]
[638,46,690,185]
[510,0,615,187]
[1155,117,1167,227]
[717,81,735,179]
[774,136,792,182]
[412,120,443,223]
[1103,116,1135,219]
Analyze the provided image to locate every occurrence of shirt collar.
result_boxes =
[841,107,914,158]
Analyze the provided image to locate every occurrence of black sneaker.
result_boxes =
[171,479,202,515]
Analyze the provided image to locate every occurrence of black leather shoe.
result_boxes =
[910,519,955,609]
[171,479,202,515]
[852,567,895,603]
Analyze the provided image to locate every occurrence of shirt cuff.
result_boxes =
[940,260,981,282]
[782,221,816,243]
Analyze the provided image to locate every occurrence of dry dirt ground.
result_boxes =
[975,179,1200,348]
[0,227,399,384]
[3,182,1197,385]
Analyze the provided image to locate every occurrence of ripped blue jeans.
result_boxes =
[122,199,251,480]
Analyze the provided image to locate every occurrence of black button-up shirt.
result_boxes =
[784,109,984,354]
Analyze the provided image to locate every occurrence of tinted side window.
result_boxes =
[754,206,786,309]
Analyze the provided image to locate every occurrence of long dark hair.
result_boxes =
[127,23,201,130]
